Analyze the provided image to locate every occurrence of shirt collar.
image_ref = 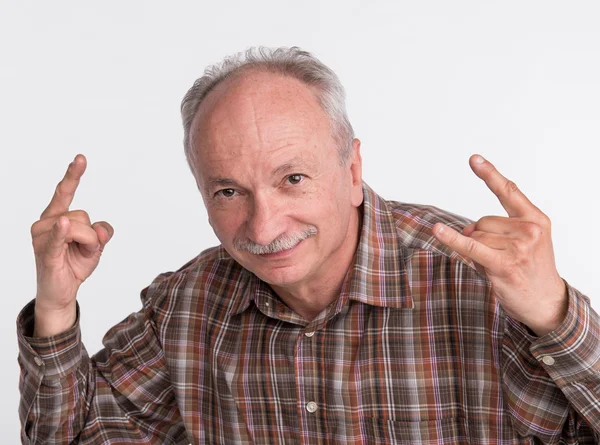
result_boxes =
[340,182,413,309]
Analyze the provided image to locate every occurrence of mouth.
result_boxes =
[255,239,304,259]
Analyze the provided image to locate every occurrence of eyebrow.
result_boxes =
[271,163,297,178]
[271,157,314,177]
[205,158,313,190]
[207,177,237,187]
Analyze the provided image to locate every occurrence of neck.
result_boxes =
[271,207,362,321]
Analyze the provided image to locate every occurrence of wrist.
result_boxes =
[33,300,77,337]
[527,279,568,337]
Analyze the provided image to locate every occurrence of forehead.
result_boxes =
[189,70,333,160]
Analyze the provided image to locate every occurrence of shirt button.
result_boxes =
[265,302,270,307]
[304,331,315,337]
[306,401,318,413]
[34,356,43,367]
[541,355,555,366]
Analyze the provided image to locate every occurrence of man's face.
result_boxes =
[189,70,363,290]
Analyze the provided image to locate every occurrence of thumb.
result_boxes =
[92,221,114,251]
[46,216,70,259]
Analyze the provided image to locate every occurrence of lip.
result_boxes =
[255,239,303,260]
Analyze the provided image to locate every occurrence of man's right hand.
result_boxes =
[31,154,113,337]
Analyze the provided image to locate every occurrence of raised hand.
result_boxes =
[30,154,113,337]
[432,154,567,337]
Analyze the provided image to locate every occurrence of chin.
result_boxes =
[245,261,309,288]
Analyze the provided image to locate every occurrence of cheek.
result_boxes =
[207,209,245,243]
[292,179,352,224]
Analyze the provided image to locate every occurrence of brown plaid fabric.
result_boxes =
[18,183,600,444]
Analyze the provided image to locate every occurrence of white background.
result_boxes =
[1,1,598,441]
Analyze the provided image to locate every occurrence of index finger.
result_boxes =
[40,154,87,219]
[469,154,540,218]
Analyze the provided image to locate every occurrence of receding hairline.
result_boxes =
[188,68,331,154]
[191,67,325,126]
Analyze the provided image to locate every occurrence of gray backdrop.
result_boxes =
[1,1,598,442]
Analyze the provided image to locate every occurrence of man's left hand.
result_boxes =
[432,154,568,337]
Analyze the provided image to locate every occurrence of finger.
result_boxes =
[45,216,70,259]
[473,216,547,241]
[471,215,526,236]
[67,210,92,225]
[43,218,100,260]
[40,154,87,219]
[92,221,114,250]
[433,222,499,271]
[468,230,509,251]
[33,218,94,245]
[469,154,540,218]
[462,223,476,237]
[32,209,93,237]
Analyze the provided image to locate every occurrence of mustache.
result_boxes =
[233,226,317,255]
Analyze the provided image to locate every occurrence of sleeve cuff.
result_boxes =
[17,299,83,380]
[529,282,600,387]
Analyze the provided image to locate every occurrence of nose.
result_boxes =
[244,193,285,246]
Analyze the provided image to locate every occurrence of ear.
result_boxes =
[348,138,364,207]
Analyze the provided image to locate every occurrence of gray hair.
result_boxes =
[180,46,355,170]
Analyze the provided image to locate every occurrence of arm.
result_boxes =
[502,282,600,443]
[18,291,187,444]
[432,155,599,442]
[21,155,185,443]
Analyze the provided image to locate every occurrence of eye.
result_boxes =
[286,174,305,185]
[216,188,236,198]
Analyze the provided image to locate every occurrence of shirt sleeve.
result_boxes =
[17,291,188,444]
[502,281,600,444]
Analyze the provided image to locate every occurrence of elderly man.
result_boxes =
[19,47,599,444]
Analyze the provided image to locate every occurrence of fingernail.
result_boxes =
[474,155,485,164]
[436,225,445,234]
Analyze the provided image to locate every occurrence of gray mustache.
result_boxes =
[234,227,317,255]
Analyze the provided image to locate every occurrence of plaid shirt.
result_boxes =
[18,183,600,444]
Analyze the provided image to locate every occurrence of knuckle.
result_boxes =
[475,216,493,230]
[55,182,74,199]
[521,221,543,240]
[505,180,519,194]
[465,238,479,256]
[484,164,497,175]
[448,229,460,244]
[30,220,40,237]
[539,213,551,228]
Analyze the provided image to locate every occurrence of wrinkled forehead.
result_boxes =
[189,70,332,157]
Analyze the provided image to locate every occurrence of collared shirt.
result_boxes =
[18,183,600,444]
